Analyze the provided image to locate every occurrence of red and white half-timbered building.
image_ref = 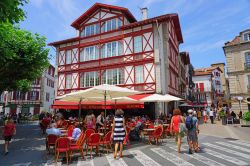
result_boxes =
[49,3,184,114]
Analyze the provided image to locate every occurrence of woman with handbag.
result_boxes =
[170,109,185,153]
[3,118,16,155]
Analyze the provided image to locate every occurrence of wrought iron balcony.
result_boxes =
[245,63,250,70]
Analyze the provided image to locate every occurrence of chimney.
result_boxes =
[141,7,148,20]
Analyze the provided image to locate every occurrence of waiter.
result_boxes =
[96,111,105,131]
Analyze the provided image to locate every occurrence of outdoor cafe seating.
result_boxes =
[43,116,168,165]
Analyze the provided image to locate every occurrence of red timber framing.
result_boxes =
[168,20,181,97]
[49,3,183,97]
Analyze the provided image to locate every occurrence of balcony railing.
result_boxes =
[245,63,250,70]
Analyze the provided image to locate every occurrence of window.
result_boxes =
[80,71,99,87]
[46,92,50,102]
[135,66,143,83]
[102,68,124,85]
[83,24,100,37]
[245,52,250,69]
[80,46,99,62]
[66,50,71,64]
[30,91,38,100]
[66,74,72,89]
[101,18,122,33]
[101,41,123,58]
[243,32,250,41]
[134,36,142,53]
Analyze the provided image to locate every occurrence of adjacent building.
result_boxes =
[2,65,55,115]
[192,66,224,107]
[223,29,250,112]
[48,3,184,115]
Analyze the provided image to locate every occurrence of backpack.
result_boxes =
[185,116,194,130]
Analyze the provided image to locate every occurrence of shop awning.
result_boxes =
[51,100,144,110]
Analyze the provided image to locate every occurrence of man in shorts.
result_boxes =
[186,109,198,154]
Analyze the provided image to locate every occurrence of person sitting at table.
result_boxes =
[85,110,96,129]
[154,116,163,126]
[46,123,62,136]
[72,122,81,141]
[96,111,105,131]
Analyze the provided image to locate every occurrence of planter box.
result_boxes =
[241,120,250,125]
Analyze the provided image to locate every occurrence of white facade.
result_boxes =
[192,67,223,107]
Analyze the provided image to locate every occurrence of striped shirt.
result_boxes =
[113,116,125,141]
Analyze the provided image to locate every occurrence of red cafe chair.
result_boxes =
[69,132,85,161]
[55,137,70,165]
[46,134,58,154]
[86,133,101,157]
[149,126,163,145]
[67,125,75,137]
[85,129,95,139]
[99,131,112,154]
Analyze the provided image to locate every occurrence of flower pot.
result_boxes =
[221,117,227,125]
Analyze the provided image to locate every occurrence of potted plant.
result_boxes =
[219,111,227,125]
[242,111,250,126]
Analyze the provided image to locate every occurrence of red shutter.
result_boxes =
[22,93,26,100]
[27,92,30,100]
[199,83,204,92]
[13,91,16,100]
[36,92,39,100]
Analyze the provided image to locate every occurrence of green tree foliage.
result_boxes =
[0,0,50,93]
[0,0,28,24]
[0,23,50,92]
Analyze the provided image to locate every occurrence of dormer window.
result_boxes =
[243,32,250,41]
[101,18,122,33]
[81,23,100,37]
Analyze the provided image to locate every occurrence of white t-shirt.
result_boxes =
[209,110,214,117]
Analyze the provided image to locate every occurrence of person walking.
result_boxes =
[202,109,207,123]
[186,109,199,154]
[3,118,16,155]
[170,109,185,153]
[111,109,127,159]
[209,107,214,124]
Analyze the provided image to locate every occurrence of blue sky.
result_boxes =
[20,0,250,69]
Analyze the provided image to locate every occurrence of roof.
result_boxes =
[48,37,79,46]
[194,66,223,76]
[71,3,137,29]
[224,36,241,46]
[121,13,183,43]
[48,4,183,46]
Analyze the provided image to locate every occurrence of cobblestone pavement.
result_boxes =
[0,123,250,166]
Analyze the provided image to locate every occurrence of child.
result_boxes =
[3,118,16,155]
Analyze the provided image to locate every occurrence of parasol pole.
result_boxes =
[104,90,107,118]
[78,97,83,118]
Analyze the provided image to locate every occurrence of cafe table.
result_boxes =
[143,128,155,144]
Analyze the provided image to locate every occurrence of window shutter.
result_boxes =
[27,92,30,100]
[36,92,39,100]
[13,91,16,100]
[199,83,204,92]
